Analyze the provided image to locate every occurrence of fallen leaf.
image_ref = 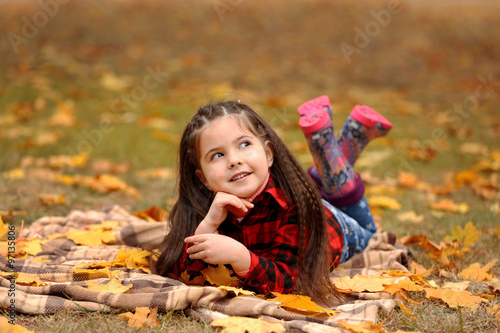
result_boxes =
[382,279,424,296]
[38,193,66,206]
[46,100,76,127]
[133,205,169,222]
[334,274,394,293]
[67,229,115,246]
[271,293,339,316]
[444,221,481,246]
[397,171,420,189]
[112,248,152,274]
[0,272,47,287]
[218,286,256,296]
[211,316,285,333]
[424,287,484,310]
[2,168,25,180]
[338,320,387,333]
[442,281,470,292]
[430,200,469,214]
[19,239,43,256]
[397,211,424,223]
[458,261,496,282]
[201,264,242,287]
[86,278,132,293]
[178,271,206,285]
[118,307,160,329]
[489,281,500,296]
[0,217,10,237]
[367,196,402,210]
[0,315,34,332]
[409,262,432,277]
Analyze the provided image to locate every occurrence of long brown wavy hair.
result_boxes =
[153,100,344,306]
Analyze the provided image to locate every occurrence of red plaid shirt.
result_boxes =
[172,176,344,295]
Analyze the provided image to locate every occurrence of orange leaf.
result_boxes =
[367,196,402,210]
[430,200,469,214]
[118,307,160,329]
[338,320,387,333]
[409,262,432,277]
[218,286,255,296]
[458,261,496,282]
[133,205,169,222]
[424,288,485,310]
[383,279,423,295]
[0,315,34,333]
[211,316,285,333]
[271,293,339,316]
[334,274,394,293]
[179,271,206,286]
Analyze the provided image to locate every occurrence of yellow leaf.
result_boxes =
[132,205,169,222]
[218,286,255,296]
[409,262,432,277]
[424,288,484,311]
[271,293,339,316]
[444,221,481,246]
[430,200,469,214]
[46,100,76,127]
[0,217,10,237]
[67,229,115,246]
[383,279,423,295]
[442,281,470,292]
[338,320,386,333]
[20,239,43,256]
[118,307,160,329]
[86,278,132,293]
[211,316,285,333]
[112,248,152,274]
[458,261,496,282]
[367,196,401,210]
[397,211,424,223]
[201,264,242,287]
[0,315,34,333]
[0,272,47,287]
[334,274,394,293]
[2,168,25,180]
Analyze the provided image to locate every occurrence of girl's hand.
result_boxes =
[195,192,254,234]
[185,233,251,272]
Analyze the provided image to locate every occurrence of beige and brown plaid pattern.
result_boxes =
[1,205,409,331]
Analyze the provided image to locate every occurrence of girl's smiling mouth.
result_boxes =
[230,172,251,181]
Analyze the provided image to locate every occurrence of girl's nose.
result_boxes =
[228,154,243,168]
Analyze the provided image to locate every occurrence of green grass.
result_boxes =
[1,0,499,332]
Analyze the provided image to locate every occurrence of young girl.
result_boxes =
[154,98,392,306]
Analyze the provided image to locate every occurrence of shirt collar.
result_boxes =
[251,174,289,210]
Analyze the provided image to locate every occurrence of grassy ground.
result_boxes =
[1,0,499,332]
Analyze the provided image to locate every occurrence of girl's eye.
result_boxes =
[212,152,223,160]
[240,141,250,148]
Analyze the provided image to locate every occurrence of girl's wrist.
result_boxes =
[230,246,251,272]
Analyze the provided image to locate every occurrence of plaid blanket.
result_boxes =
[1,205,409,332]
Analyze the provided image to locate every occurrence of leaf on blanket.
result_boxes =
[218,286,255,296]
[444,221,481,246]
[201,264,242,287]
[132,205,169,222]
[424,288,485,310]
[19,239,43,256]
[334,274,394,293]
[0,315,35,333]
[66,229,115,246]
[85,278,132,293]
[211,316,285,333]
[271,292,339,317]
[118,307,160,329]
[338,320,387,333]
[75,261,112,269]
[0,272,47,287]
[112,248,152,274]
[458,260,496,282]
[71,267,113,279]
[179,271,206,285]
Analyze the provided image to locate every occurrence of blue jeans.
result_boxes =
[323,196,376,263]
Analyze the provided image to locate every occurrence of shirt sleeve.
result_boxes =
[237,211,300,295]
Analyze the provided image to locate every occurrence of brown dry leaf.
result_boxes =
[424,288,484,311]
[86,278,132,293]
[0,315,35,333]
[38,193,66,206]
[271,292,339,316]
[430,200,469,214]
[367,196,402,210]
[71,267,113,279]
[201,264,242,287]
[117,307,160,329]
[133,205,169,222]
[334,274,394,293]
[211,316,285,333]
[458,261,496,282]
[47,100,76,127]
[444,221,481,246]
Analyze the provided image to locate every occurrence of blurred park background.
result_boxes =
[1,1,500,332]
[1,0,499,235]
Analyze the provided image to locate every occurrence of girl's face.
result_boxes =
[195,116,274,198]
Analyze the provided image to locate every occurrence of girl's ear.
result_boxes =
[264,140,274,168]
[195,169,209,188]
